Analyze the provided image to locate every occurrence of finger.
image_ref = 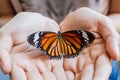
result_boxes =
[0,31,12,73]
[26,68,43,80]
[36,61,56,80]
[0,30,12,51]
[99,16,120,60]
[94,54,112,80]
[22,61,44,80]
[74,73,81,80]
[10,64,27,80]
[65,71,74,80]
[52,64,66,80]
[42,71,56,80]
[80,64,94,80]
[77,54,86,71]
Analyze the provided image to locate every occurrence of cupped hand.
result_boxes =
[60,7,120,80]
[0,12,66,80]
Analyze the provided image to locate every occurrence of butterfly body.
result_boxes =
[58,31,62,39]
[27,30,95,59]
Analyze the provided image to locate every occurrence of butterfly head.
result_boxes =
[58,31,62,39]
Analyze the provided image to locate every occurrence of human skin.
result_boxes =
[60,7,119,80]
[0,8,119,80]
[0,13,67,80]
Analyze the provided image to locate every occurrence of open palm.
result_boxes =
[0,8,119,80]
[0,12,66,80]
[60,8,119,80]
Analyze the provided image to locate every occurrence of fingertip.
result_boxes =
[98,15,120,60]
[65,71,74,80]
[106,37,119,61]
[0,49,11,74]
[94,54,112,80]
[0,62,11,74]
[10,64,27,80]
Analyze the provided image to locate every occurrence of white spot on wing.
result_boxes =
[81,31,89,40]
[81,31,89,46]
[77,30,80,34]
[34,32,39,42]
[33,32,40,47]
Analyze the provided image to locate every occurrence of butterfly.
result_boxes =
[27,30,95,59]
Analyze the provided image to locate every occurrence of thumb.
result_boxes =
[99,16,120,61]
[0,30,12,73]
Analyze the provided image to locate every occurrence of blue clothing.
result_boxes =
[109,61,120,80]
[0,70,9,80]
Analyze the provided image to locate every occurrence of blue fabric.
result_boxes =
[109,61,119,80]
[0,70,10,80]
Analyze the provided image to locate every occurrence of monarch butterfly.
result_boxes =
[27,30,95,59]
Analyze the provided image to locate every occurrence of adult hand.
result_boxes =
[60,7,120,80]
[0,12,66,80]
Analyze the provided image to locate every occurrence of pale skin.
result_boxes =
[0,13,66,80]
[0,3,120,80]
[60,8,119,80]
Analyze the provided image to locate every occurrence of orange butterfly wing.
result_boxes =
[60,32,82,58]
[27,30,95,59]
[27,31,63,59]
[61,30,95,58]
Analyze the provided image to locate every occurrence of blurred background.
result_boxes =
[0,0,119,80]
